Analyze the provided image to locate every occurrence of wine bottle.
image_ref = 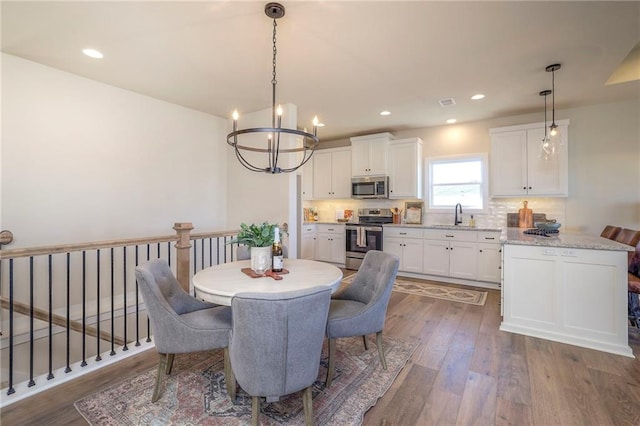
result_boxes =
[272,226,284,272]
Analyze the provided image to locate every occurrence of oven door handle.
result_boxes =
[346,226,382,232]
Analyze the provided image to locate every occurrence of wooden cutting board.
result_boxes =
[518,201,533,228]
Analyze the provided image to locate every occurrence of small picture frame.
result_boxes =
[404,202,424,224]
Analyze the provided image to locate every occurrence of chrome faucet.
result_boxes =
[454,203,463,226]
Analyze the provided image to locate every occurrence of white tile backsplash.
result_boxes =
[306,197,566,229]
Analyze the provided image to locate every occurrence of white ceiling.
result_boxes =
[2,1,639,142]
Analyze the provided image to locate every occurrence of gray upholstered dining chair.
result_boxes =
[135,259,235,403]
[229,286,331,426]
[325,250,399,387]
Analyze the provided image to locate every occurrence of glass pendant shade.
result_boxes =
[539,89,556,161]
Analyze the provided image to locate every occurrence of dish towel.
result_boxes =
[357,227,367,247]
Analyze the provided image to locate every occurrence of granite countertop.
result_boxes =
[502,227,634,251]
[383,224,502,232]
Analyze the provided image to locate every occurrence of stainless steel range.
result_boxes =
[345,208,393,270]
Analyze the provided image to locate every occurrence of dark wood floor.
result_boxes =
[3,281,640,425]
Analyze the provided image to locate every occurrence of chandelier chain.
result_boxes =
[272,18,278,86]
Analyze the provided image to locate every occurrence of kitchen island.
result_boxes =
[501,228,635,357]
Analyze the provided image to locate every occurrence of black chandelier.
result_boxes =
[227,2,320,174]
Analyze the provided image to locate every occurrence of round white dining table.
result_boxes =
[192,258,344,306]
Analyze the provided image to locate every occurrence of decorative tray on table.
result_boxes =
[523,228,560,237]
[241,268,290,280]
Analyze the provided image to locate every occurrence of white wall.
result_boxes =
[1,54,228,248]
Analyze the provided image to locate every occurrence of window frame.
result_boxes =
[424,153,489,214]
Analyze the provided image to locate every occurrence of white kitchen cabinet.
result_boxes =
[476,231,502,283]
[313,148,352,199]
[388,137,423,199]
[423,229,477,280]
[301,161,313,201]
[490,120,568,197]
[501,243,632,357]
[301,224,317,260]
[384,227,423,273]
[350,133,392,176]
[315,224,345,264]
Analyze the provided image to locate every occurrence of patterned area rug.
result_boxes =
[74,335,418,425]
[342,275,488,306]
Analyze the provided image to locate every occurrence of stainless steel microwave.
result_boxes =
[351,176,389,199]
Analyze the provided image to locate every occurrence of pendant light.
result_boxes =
[546,63,561,141]
[226,2,320,174]
[539,89,555,160]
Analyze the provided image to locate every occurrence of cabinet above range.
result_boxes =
[350,132,393,176]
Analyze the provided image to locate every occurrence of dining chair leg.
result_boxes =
[376,331,387,370]
[251,396,260,426]
[165,353,175,374]
[152,353,168,403]
[224,347,237,402]
[302,386,314,426]
[362,335,368,350]
[326,338,337,388]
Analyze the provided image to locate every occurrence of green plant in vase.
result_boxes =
[229,222,278,247]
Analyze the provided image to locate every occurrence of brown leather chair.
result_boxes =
[600,225,622,240]
[614,228,640,247]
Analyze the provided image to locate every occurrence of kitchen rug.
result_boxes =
[341,275,488,306]
[74,335,418,426]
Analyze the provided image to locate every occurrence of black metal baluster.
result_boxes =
[209,238,213,266]
[110,247,115,356]
[65,253,72,373]
[146,245,150,342]
[217,237,221,266]
[81,251,87,367]
[224,236,228,263]
[95,249,102,361]
[122,246,128,351]
[7,259,15,395]
[201,239,205,272]
[28,257,35,387]
[193,244,197,275]
[47,255,54,380]
[167,241,171,266]
[135,245,140,347]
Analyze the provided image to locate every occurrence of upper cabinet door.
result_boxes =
[526,125,568,196]
[350,133,392,177]
[389,137,423,199]
[312,148,351,199]
[490,121,569,197]
[490,130,528,196]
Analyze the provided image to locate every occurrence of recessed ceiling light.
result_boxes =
[380,111,391,116]
[82,48,103,59]
[471,94,485,100]
[446,118,457,124]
